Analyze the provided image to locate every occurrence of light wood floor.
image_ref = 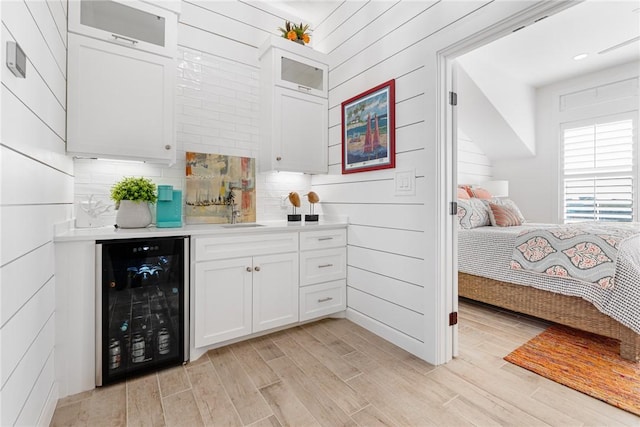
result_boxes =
[51,300,640,426]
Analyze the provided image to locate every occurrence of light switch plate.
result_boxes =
[395,170,415,196]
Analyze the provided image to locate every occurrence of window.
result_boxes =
[561,114,636,223]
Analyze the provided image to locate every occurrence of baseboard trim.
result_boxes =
[38,381,58,427]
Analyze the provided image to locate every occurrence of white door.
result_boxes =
[194,257,252,347]
[252,252,299,332]
[274,87,328,174]
[67,33,175,163]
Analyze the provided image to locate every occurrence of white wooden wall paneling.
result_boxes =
[46,0,68,47]
[0,279,54,389]
[323,203,426,231]
[1,26,65,139]
[23,0,66,75]
[2,2,66,104]
[348,245,423,286]
[0,243,54,327]
[0,205,69,265]
[347,287,424,341]
[315,176,425,205]
[313,2,397,53]
[320,150,426,185]
[347,266,424,314]
[1,88,71,174]
[1,146,73,205]
[16,351,56,427]
[1,316,55,426]
[348,224,425,259]
[178,23,258,67]
[327,1,439,71]
[242,0,310,30]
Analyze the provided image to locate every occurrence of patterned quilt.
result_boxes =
[510,222,640,289]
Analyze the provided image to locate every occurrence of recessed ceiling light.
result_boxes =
[573,53,588,61]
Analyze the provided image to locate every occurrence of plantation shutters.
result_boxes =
[561,114,636,223]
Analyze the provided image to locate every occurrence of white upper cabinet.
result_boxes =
[68,0,177,58]
[259,37,329,174]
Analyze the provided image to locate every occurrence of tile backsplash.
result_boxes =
[72,46,314,227]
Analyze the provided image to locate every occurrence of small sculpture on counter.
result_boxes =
[287,192,301,222]
[304,191,319,222]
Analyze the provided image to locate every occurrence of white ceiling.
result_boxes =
[272,1,640,88]
[454,0,640,87]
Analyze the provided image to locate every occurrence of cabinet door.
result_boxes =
[194,257,252,347]
[252,252,299,333]
[274,87,328,174]
[67,33,175,164]
[274,49,327,97]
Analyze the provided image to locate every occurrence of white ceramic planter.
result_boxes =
[115,200,152,228]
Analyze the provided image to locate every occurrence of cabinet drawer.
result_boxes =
[300,229,346,251]
[299,280,346,322]
[300,247,346,286]
[194,233,298,261]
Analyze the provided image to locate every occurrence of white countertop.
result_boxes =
[54,217,348,242]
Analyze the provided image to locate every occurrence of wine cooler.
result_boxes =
[96,236,189,386]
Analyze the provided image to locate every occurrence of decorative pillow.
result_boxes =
[457,198,491,229]
[458,185,474,198]
[469,186,493,199]
[487,202,524,227]
[457,187,471,200]
[488,198,526,224]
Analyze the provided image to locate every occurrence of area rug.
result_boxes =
[504,325,640,415]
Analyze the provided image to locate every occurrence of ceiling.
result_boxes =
[271,0,640,88]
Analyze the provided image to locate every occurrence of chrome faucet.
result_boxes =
[231,203,240,224]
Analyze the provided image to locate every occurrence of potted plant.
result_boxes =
[278,21,311,45]
[110,176,157,228]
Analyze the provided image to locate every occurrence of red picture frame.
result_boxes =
[341,80,395,174]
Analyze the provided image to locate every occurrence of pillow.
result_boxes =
[469,186,493,199]
[457,198,491,229]
[487,202,524,227]
[458,185,473,198]
[488,198,526,224]
[457,187,471,200]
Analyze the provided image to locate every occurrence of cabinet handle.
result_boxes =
[318,264,333,268]
[111,34,139,45]
[276,156,282,161]
[246,267,252,272]
[317,237,333,241]
[318,297,333,303]
[254,266,261,272]
[298,85,311,92]
[165,144,172,150]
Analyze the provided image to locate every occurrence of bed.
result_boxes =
[458,223,640,361]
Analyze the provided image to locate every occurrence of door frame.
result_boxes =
[435,0,577,362]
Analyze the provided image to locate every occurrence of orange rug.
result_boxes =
[504,325,640,415]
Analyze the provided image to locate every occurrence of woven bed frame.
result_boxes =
[459,272,640,362]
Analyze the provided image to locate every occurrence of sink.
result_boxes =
[222,223,265,228]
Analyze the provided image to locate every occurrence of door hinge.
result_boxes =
[449,91,457,106]
[449,312,458,326]
[449,201,458,215]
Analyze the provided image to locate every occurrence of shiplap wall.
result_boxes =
[458,129,492,185]
[74,1,314,224]
[0,0,72,425]
[311,0,542,363]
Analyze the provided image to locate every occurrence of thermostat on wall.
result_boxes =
[6,41,26,78]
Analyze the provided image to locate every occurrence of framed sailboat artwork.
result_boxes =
[341,79,395,174]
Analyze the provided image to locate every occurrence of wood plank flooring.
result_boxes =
[51,300,640,426]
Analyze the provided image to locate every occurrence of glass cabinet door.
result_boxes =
[275,50,328,97]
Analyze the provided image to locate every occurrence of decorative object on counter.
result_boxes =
[110,177,157,228]
[287,191,302,222]
[156,185,183,228]
[76,195,112,228]
[305,191,319,222]
[185,152,256,224]
[342,79,396,174]
[278,21,311,45]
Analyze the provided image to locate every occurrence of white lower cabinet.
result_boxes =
[299,280,346,322]
[193,233,299,348]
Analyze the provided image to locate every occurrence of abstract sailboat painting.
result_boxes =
[341,80,395,174]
